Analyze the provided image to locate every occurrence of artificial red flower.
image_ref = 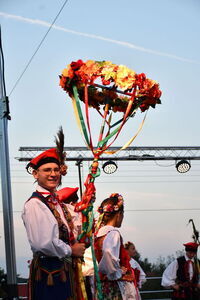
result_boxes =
[102,79,111,85]
[70,59,84,71]
[135,73,146,88]
[59,76,67,88]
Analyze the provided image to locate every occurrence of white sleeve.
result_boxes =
[98,230,122,280]
[22,198,72,258]
[134,260,146,287]
[161,260,178,288]
[130,258,146,288]
[82,247,94,276]
[65,204,82,240]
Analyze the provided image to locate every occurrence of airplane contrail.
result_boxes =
[0,11,199,65]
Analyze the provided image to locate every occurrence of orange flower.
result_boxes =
[78,60,100,83]
[62,66,74,79]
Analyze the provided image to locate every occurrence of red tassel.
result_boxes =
[35,267,41,281]
[60,269,67,282]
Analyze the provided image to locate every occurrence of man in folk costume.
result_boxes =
[22,130,87,300]
[161,242,200,300]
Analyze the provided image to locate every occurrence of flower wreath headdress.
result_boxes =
[95,193,124,232]
[97,193,124,214]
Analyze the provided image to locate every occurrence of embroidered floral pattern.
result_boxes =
[101,280,122,300]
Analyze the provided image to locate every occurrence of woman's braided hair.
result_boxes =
[97,193,124,225]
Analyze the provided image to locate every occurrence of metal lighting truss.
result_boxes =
[17,146,200,162]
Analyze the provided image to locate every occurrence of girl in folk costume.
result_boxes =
[94,193,137,300]
[22,129,87,300]
[124,242,146,300]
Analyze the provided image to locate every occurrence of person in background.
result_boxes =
[58,186,95,299]
[57,186,82,239]
[57,186,79,206]
[82,246,95,300]
[124,241,146,299]
[22,148,86,300]
[94,193,136,300]
[161,242,200,300]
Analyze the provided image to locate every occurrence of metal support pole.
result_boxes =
[76,159,83,199]
[0,26,17,299]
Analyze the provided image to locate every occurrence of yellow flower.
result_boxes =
[62,66,70,77]
[101,61,117,81]
[115,65,136,90]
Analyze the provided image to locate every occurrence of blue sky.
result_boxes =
[0,0,200,277]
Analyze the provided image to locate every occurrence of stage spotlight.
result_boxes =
[102,160,118,174]
[176,160,191,173]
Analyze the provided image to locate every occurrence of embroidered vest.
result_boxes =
[176,256,199,284]
[94,230,134,282]
[172,256,200,299]
[29,191,73,245]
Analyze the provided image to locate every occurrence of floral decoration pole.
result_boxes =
[60,59,161,299]
[59,59,162,246]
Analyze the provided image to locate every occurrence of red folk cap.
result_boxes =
[183,242,199,252]
[56,187,79,203]
[26,148,60,173]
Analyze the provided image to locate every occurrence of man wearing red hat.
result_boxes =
[161,242,200,299]
[22,148,86,300]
